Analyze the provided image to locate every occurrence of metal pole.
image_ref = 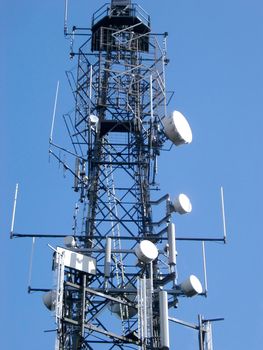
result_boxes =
[198,315,204,350]
[49,81,59,143]
[159,290,170,350]
[10,183,19,239]
[202,241,208,295]
[220,186,227,243]
[81,274,87,337]
[64,0,68,35]
[104,237,112,282]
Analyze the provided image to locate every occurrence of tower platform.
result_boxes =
[91,2,151,52]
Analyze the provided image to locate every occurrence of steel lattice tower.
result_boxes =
[58,2,170,348]
[11,1,225,350]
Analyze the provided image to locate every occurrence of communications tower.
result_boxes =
[11,1,226,349]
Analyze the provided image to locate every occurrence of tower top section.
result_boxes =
[91,1,151,52]
[111,0,131,7]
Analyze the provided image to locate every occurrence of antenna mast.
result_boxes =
[13,1,226,349]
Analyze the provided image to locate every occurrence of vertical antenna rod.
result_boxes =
[220,186,227,243]
[49,81,60,144]
[64,0,69,35]
[10,183,19,239]
[28,237,36,292]
[202,241,208,295]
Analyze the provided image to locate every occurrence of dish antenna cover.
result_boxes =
[108,283,137,319]
[89,114,99,126]
[163,110,192,146]
[174,194,192,214]
[42,290,56,311]
[135,240,158,263]
[108,302,137,320]
[64,235,76,248]
[180,275,203,297]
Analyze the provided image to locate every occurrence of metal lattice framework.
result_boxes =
[11,2,226,350]
[58,6,170,347]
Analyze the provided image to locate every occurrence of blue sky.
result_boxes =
[1,0,263,349]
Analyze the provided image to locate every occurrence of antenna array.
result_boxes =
[12,1,226,349]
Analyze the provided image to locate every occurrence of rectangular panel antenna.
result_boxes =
[56,247,97,274]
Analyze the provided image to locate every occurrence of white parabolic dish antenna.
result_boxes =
[135,240,158,263]
[89,114,99,125]
[108,283,137,319]
[43,290,56,311]
[180,275,203,297]
[64,235,76,248]
[174,194,192,214]
[163,110,193,146]
[108,302,137,320]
